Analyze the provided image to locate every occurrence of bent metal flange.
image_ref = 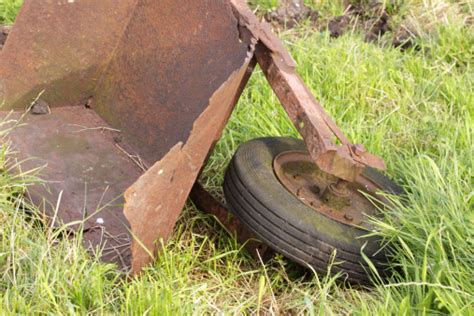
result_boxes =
[0,0,386,274]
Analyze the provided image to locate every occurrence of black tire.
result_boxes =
[223,137,401,284]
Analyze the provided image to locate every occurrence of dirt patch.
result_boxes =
[0,25,11,50]
[392,26,417,51]
[261,0,417,50]
[328,15,352,38]
[265,0,319,29]
[328,1,419,49]
[328,2,390,41]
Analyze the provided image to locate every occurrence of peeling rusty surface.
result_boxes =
[124,59,253,273]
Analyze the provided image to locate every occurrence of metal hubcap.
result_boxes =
[273,151,386,228]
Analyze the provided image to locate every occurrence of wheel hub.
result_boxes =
[273,151,386,228]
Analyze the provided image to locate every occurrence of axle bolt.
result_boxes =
[344,214,354,221]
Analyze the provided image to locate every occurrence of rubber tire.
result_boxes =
[223,137,401,284]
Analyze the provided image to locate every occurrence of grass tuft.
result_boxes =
[0,0,21,24]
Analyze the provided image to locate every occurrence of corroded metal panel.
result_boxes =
[0,0,137,108]
[94,0,249,163]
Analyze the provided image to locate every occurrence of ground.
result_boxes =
[0,0,473,314]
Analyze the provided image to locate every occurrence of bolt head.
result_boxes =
[344,214,354,221]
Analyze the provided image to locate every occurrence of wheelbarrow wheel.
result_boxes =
[223,137,401,284]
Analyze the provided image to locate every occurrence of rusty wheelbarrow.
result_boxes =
[0,0,401,283]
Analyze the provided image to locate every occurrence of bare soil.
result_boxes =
[0,25,10,50]
[264,0,417,50]
[328,2,390,41]
[327,2,416,49]
[265,0,319,29]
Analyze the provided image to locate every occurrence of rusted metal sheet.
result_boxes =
[1,107,142,227]
[0,0,138,109]
[94,0,250,163]
[124,56,254,274]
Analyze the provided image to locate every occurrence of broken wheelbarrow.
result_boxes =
[0,0,401,284]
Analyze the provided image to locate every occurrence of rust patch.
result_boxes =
[124,58,253,274]
[255,46,385,181]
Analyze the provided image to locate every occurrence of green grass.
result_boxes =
[0,0,21,24]
[1,0,473,314]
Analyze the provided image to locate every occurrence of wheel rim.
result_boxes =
[273,150,389,229]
